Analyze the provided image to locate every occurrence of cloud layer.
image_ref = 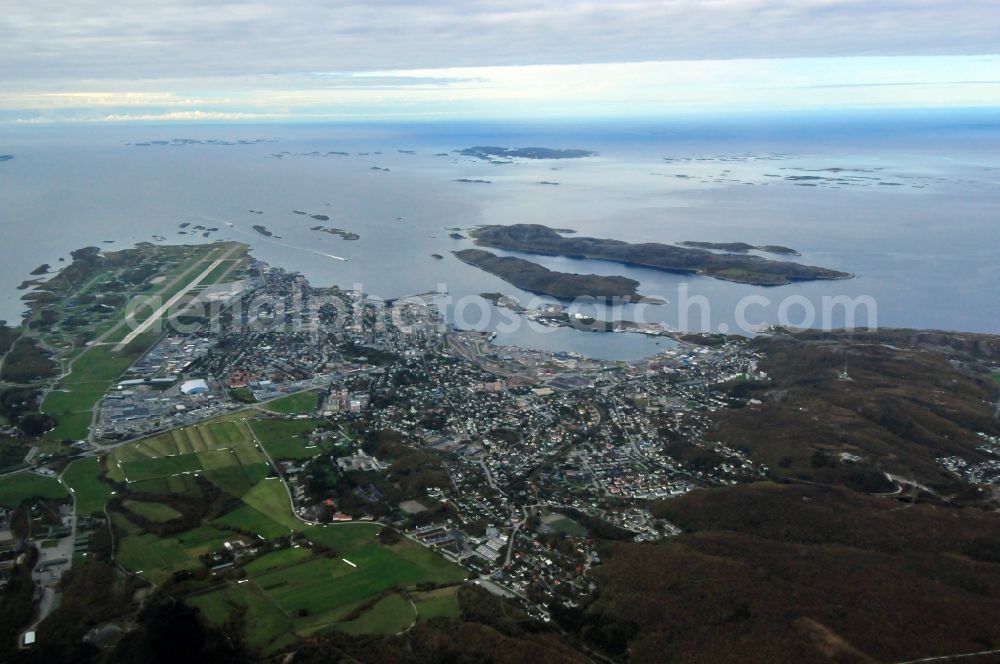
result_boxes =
[2,1,999,121]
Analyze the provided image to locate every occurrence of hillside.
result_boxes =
[582,482,1000,664]
[709,330,1000,493]
[558,330,1000,663]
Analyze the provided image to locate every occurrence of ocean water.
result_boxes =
[1,110,998,360]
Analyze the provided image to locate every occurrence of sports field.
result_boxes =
[263,391,321,415]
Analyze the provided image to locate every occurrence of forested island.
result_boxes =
[458,146,597,160]
[453,248,656,302]
[678,241,800,256]
[470,224,850,286]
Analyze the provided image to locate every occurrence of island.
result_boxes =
[310,225,359,240]
[449,232,466,239]
[0,154,15,162]
[29,264,50,276]
[310,214,330,221]
[458,146,597,160]
[453,248,657,302]
[430,253,444,260]
[252,224,273,237]
[678,241,801,256]
[454,178,491,184]
[469,224,851,286]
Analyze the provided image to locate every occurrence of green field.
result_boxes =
[111,511,143,535]
[107,419,269,496]
[0,472,68,508]
[334,593,415,635]
[118,525,231,583]
[63,456,115,515]
[100,420,465,653]
[992,372,1000,385]
[243,546,313,575]
[263,391,321,415]
[212,503,291,539]
[242,480,299,530]
[248,418,324,460]
[189,583,296,654]
[124,500,182,522]
[413,586,461,620]
[253,532,466,624]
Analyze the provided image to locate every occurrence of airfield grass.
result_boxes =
[42,333,160,441]
[263,391,321,415]
[62,456,115,515]
[248,418,325,460]
[41,244,233,442]
[334,593,415,636]
[198,258,243,287]
[124,499,182,522]
[413,586,461,620]
[0,473,68,508]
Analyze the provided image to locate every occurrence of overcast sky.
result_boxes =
[2,0,999,122]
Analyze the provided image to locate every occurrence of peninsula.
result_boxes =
[470,224,851,286]
[453,248,656,302]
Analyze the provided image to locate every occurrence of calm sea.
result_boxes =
[1,111,998,359]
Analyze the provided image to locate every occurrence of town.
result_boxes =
[56,259,770,621]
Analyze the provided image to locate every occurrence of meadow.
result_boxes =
[86,416,466,651]
[0,472,67,508]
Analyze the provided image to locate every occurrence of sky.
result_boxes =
[1,0,999,123]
